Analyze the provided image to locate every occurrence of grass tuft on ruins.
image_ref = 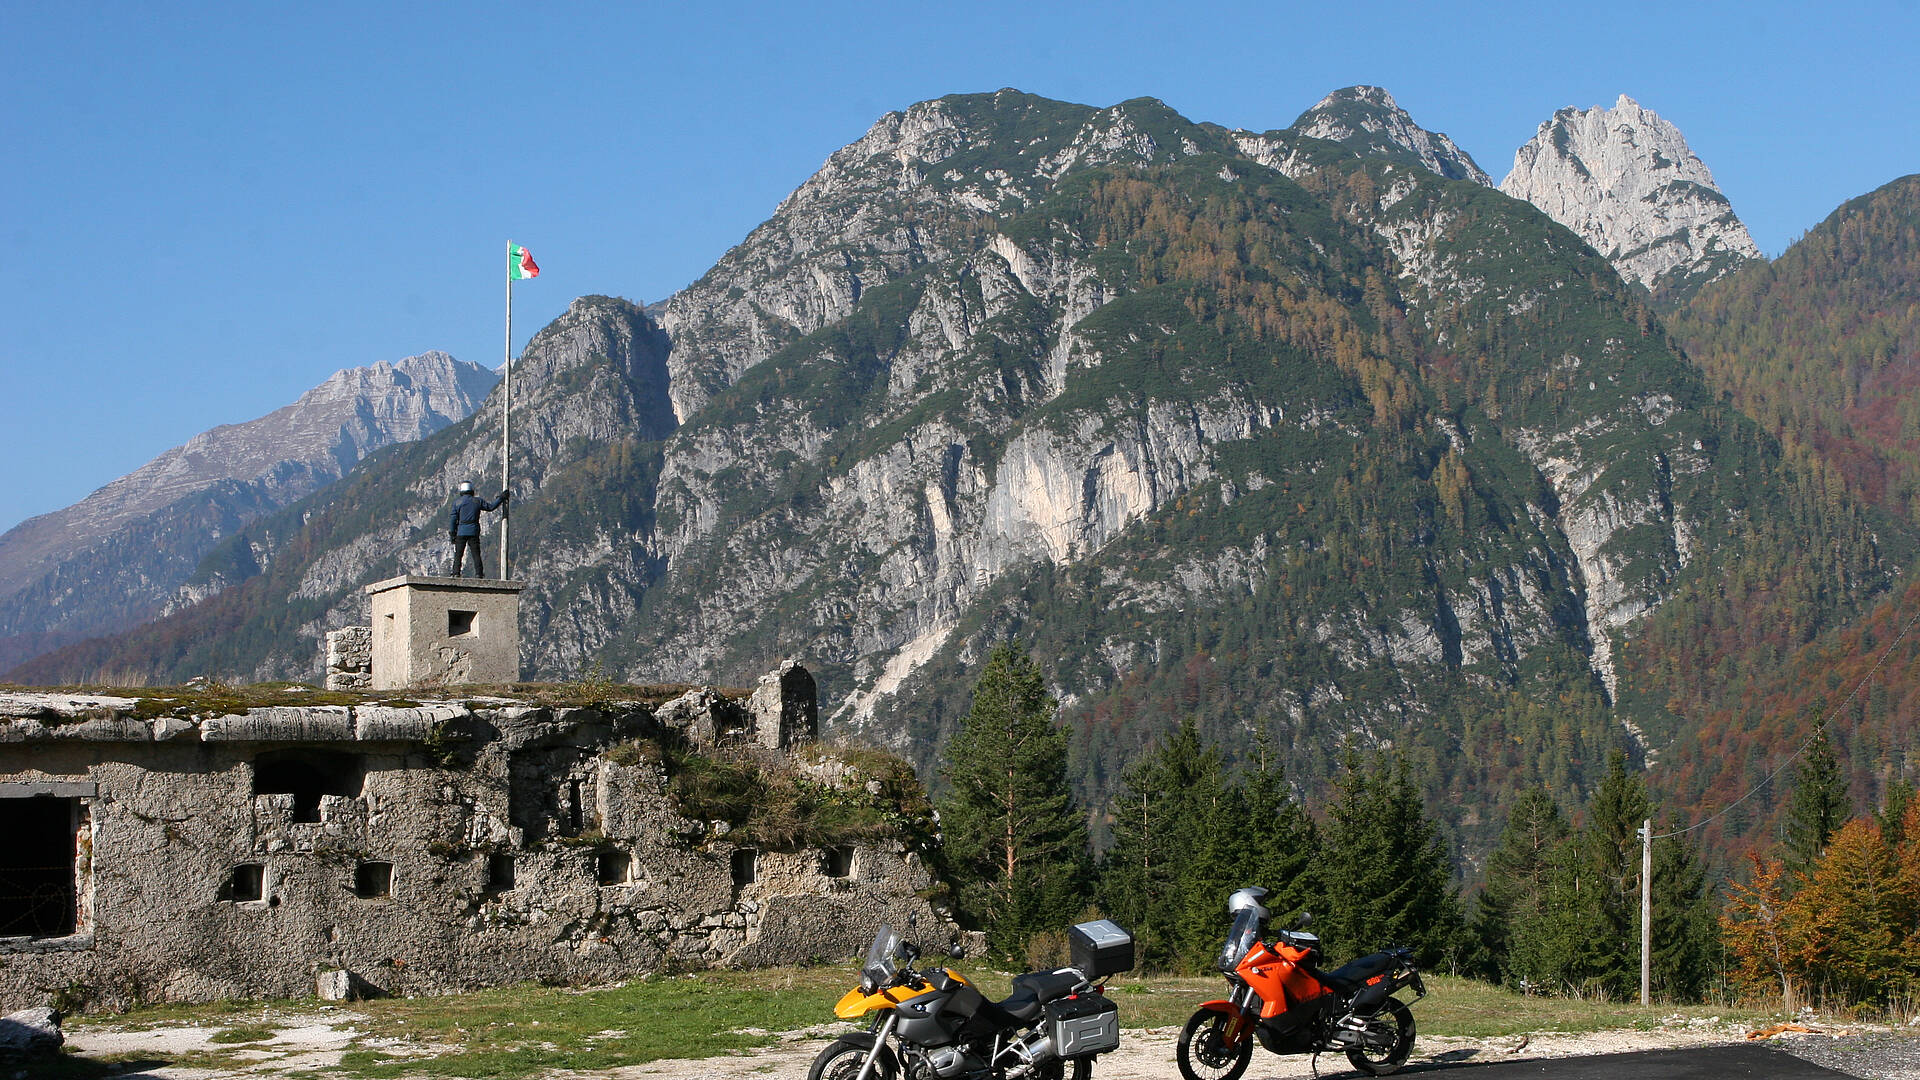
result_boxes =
[0,660,952,1013]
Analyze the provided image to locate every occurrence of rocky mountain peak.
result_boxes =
[1288,85,1492,185]
[1500,94,1764,298]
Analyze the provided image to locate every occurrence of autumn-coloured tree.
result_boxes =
[1788,820,1909,1002]
[1721,852,1801,1008]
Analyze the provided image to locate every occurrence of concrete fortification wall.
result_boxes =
[0,670,947,1012]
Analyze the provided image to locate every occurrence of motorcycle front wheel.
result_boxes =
[1176,1009,1253,1080]
[1344,1000,1415,1076]
[808,1037,896,1080]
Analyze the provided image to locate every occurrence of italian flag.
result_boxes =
[508,243,540,281]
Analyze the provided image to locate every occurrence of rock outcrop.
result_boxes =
[1500,95,1763,298]
[1288,86,1491,185]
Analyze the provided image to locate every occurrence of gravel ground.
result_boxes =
[1773,1029,1920,1079]
[53,1010,1920,1079]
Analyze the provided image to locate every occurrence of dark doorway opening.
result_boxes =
[449,609,477,636]
[254,750,364,823]
[0,797,78,937]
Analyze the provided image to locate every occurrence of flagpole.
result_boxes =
[502,256,512,580]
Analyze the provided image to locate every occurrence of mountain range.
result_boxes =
[12,88,1915,864]
[0,352,495,671]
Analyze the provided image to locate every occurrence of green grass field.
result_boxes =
[58,966,1790,1079]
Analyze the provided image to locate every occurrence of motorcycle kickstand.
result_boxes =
[1309,1051,1321,1079]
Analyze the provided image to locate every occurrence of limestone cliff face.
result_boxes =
[655,92,1210,423]
[0,353,496,670]
[1500,95,1763,298]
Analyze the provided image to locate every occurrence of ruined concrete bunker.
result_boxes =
[0,664,949,1011]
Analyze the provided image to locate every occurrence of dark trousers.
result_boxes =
[452,535,486,577]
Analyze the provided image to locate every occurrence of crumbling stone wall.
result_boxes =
[0,671,947,1013]
[324,627,372,691]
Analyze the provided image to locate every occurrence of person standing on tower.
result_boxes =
[448,481,510,577]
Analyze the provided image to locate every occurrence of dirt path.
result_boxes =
[63,1013,1845,1080]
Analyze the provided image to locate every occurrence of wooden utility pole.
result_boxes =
[1640,818,1652,1006]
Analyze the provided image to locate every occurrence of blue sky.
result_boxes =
[4,1,1916,534]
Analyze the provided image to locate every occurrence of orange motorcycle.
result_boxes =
[1176,887,1425,1078]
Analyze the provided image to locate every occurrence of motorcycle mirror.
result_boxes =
[1295,911,1314,928]
[907,913,919,928]
[948,944,966,960]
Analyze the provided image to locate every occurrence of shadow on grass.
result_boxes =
[37,1054,176,1078]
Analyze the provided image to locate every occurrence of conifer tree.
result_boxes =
[1876,778,1913,847]
[1237,734,1320,922]
[1504,751,1648,997]
[1648,822,1719,1000]
[938,643,1091,958]
[1100,717,1233,970]
[1472,788,1569,985]
[1318,751,1461,968]
[1784,719,1851,877]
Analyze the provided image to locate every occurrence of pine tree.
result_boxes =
[1473,788,1569,985]
[1784,719,1851,877]
[1099,717,1234,970]
[1237,733,1320,923]
[938,642,1091,958]
[1318,751,1462,969]
[1876,779,1913,847]
[1529,751,1647,998]
[1648,823,1718,1001]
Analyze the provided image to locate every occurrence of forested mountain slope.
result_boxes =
[1668,175,1920,523]
[1638,174,1920,849]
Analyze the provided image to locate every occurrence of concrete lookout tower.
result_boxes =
[365,575,524,690]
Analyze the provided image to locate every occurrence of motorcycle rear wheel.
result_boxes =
[1043,1059,1095,1080]
[1343,1000,1415,1076]
[1176,1009,1253,1080]
[808,1038,896,1080]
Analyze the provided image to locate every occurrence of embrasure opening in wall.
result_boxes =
[448,609,477,636]
[486,854,515,892]
[354,862,393,899]
[731,848,757,887]
[822,846,854,878]
[222,863,265,903]
[0,796,79,937]
[254,749,364,823]
[596,849,631,886]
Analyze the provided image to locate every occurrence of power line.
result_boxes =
[1651,596,1920,841]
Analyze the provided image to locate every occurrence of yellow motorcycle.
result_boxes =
[809,919,1133,1080]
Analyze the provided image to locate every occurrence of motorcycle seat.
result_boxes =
[1317,951,1398,992]
[994,968,1085,1022]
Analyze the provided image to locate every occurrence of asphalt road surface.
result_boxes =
[1392,1043,1855,1077]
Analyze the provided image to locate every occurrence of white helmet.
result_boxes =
[458,481,474,494]
[1227,886,1269,920]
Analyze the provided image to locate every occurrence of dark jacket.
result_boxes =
[449,493,505,537]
